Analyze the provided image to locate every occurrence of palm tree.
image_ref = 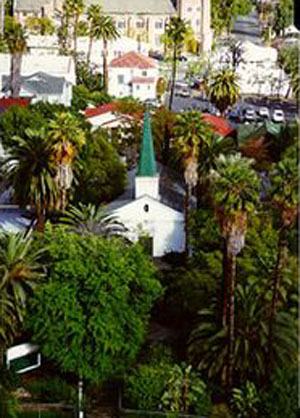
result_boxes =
[164,16,189,111]
[4,19,27,98]
[0,231,45,365]
[64,0,84,56]
[189,281,297,387]
[97,15,119,92]
[207,68,240,116]
[3,128,58,231]
[48,112,86,212]
[60,202,126,237]
[210,154,260,391]
[174,111,213,256]
[266,149,298,379]
[86,4,102,63]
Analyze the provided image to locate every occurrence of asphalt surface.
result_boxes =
[166,92,297,122]
[233,9,262,44]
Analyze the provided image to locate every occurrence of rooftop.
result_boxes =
[2,72,67,96]
[109,51,156,69]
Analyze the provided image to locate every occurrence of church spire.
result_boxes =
[137,111,157,177]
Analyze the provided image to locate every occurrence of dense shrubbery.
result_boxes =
[24,377,76,404]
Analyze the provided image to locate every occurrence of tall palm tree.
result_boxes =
[210,154,260,391]
[174,111,213,256]
[48,112,86,212]
[266,149,298,379]
[189,280,297,386]
[207,68,240,116]
[165,17,189,111]
[64,0,84,56]
[0,230,45,365]
[60,202,126,237]
[97,15,119,92]
[4,19,27,98]
[3,128,58,231]
[86,4,102,63]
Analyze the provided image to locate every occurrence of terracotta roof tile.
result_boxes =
[0,98,31,109]
[109,51,156,69]
[85,102,119,118]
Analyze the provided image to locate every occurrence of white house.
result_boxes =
[84,102,141,133]
[0,54,76,89]
[108,51,159,101]
[2,72,73,106]
[109,111,185,257]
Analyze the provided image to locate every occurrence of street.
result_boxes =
[233,9,262,44]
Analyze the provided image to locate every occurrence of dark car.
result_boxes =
[228,109,240,123]
[149,51,164,61]
[178,55,188,62]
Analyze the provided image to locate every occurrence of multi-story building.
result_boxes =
[14,0,213,52]
[14,0,176,51]
[175,0,212,51]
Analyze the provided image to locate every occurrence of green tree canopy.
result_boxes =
[73,130,126,205]
[27,226,162,383]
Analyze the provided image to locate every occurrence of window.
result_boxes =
[136,85,140,90]
[118,75,124,84]
[187,7,192,12]
[144,204,149,213]
[136,20,145,29]
[142,71,147,76]
[196,19,200,26]
[148,86,151,90]
[118,20,126,29]
[155,21,163,29]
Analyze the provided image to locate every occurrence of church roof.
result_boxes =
[137,112,157,177]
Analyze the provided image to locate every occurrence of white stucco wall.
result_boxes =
[108,66,158,100]
[112,195,185,257]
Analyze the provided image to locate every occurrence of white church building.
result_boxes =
[109,112,185,257]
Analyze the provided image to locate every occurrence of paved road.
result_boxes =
[233,9,262,44]
[166,92,297,122]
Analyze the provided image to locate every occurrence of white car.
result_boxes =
[272,109,285,123]
[258,107,270,119]
[179,88,190,98]
[244,108,256,122]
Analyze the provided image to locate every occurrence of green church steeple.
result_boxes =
[137,111,157,177]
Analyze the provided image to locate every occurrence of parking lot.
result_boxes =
[165,90,297,125]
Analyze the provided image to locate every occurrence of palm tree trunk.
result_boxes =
[103,38,108,92]
[266,226,287,380]
[87,32,93,63]
[73,14,79,58]
[221,238,229,327]
[184,184,190,259]
[10,53,22,98]
[168,46,177,111]
[227,252,236,392]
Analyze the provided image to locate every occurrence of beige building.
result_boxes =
[14,0,212,52]
[14,0,176,51]
[177,0,212,51]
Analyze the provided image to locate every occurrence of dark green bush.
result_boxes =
[24,377,75,404]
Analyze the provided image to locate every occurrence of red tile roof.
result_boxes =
[132,77,155,84]
[202,113,234,137]
[0,98,31,109]
[85,102,119,118]
[109,51,156,69]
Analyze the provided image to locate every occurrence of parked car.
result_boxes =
[272,109,285,123]
[228,109,240,122]
[178,55,188,62]
[258,107,270,119]
[149,51,164,61]
[244,108,256,123]
[144,98,160,108]
[179,88,190,98]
